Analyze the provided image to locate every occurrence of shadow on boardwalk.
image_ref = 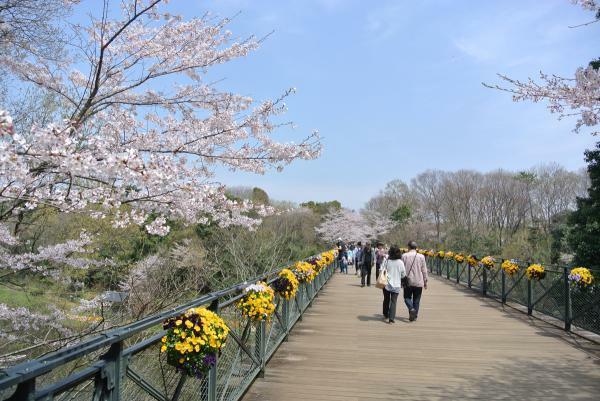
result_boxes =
[242,273,600,401]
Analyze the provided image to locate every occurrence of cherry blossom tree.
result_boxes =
[0,0,321,357]
[484,0,600,135]
[316,209,394,243]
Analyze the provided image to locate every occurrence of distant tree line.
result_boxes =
[366,163,590,265]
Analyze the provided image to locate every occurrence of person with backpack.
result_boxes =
[359,242,376,287]
[401,240,428,321]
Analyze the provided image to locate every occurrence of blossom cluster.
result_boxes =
[445,251,455,259]
[272,269,299,300]
[0,0,323,266]
[572,0,599,12]
[237,282,275,321]
[489,0,600,136]
[315,209,393,243]
[569,267,594,289]
[161,307,229,378]
[0,304,73,342]
[501,260,519,276]
[526,264,546,281]
[454,254,465,264]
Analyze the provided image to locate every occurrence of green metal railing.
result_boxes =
[428,257,600,337]
[0,257,336,401]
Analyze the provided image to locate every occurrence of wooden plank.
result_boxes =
[242,274,600,401]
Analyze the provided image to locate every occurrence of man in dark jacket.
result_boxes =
[360,242,376,287]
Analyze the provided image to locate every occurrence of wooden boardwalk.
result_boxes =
[242,272,600,401]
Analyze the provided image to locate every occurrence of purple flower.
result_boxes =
[202,353,216,367]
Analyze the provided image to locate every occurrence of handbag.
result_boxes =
[402,254,418,288]
[375,260,388,289]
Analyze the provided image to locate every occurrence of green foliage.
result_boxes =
[515,171,537,184]
[390,204,411,224]
[251,187,270,205]
[567,142,600,269]
[300,200,341,215]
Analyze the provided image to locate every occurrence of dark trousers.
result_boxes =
[383,288,399,321]
[375,262,381,282]
[361,265,372,286]
[403,286,423,315]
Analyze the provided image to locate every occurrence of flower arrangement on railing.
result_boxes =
[526,264,546,281]
[293,261,317,283]
[467,255,478,267]
[237,282,276,321]
[417,249,427,255]
[426,250,435,257]
[501,259,519,276]
[445,251,455,259]
[480,256,495,268]
[306,249,336,274]
[306,256,322,273]
[400,247,409,254]
[568,267,594,290]
[272,268,299,300]
[436,251,445,259]
[161,307,229,378]
[321,250,336,266]
[454,253,465,263]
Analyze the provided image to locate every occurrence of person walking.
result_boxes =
[347,246,354,272]
[340,245,348,274]
[360,242,375,287]
[401,240,428,321]
[375,243,386,281]
[354,241,363,276]
[381,245,406,323]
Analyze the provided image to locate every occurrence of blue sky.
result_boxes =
[173,0,597,209]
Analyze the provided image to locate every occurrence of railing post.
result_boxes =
[482,266,488,297]
[207,299,219,401]
[282,298,290,341]
[446,260,450,280]
[6,378,35,401]
[456,261,459,284]
[93,341,124,401]
[527,278,533,315]
[255,320,267,377]
[297,284,303,321]
[563,266,572,331]
[501,267,506,304]
[468,264,472,288]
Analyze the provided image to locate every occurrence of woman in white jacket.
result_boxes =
[381,246,406,323]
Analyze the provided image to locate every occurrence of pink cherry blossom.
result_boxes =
[486,3,600,135]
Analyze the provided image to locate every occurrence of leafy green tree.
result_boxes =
[251,187,270,205]
[300,200,341,215]
[567,142,600,268]
[391,204,411,224]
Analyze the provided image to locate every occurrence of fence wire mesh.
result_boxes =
[0,261,334,401]
[427,256,600,338]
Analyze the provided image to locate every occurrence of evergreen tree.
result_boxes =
[567,142,600,268]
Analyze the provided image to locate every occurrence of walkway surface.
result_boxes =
[242,272,600,401]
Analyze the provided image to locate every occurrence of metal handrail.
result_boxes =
[427,256,600,340]
[0,253,337,401]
